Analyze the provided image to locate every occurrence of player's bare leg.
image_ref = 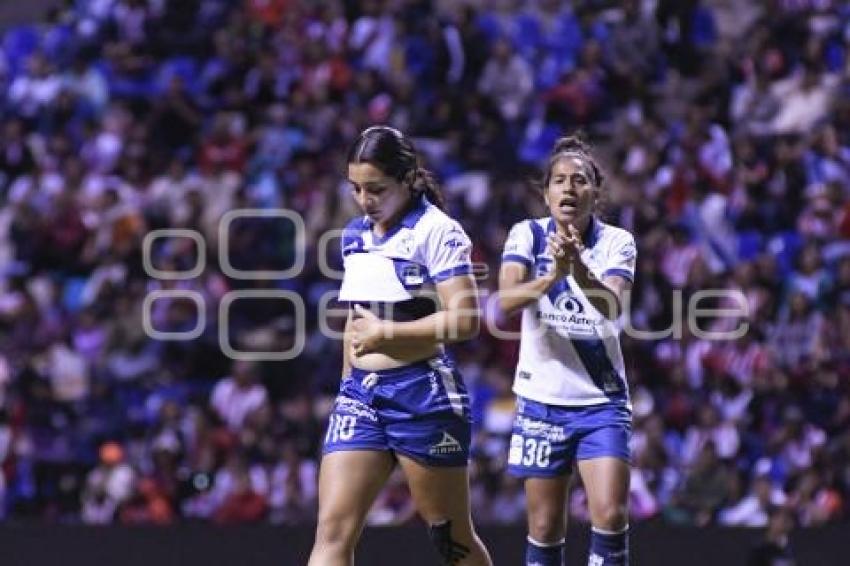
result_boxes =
[398,455,492,566]
[308,450,395,566]
[525,475,570,565]
[577,457,630,565]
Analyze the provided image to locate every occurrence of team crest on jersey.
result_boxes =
[396,232,415,255]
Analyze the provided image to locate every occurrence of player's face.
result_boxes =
[544,156,597,228]
[348,162,410,228]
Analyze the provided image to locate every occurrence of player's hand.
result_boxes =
[547,233,569,276]
[547,225,584,276]
[350,304,387,356]
[565,224,586,255]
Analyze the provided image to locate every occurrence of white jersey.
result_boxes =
[338,196,473,306]
[502,216,636,407]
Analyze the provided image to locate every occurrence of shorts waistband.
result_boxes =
[350,356,451,382]
[518,396,631,418]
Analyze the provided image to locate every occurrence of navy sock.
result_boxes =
[526,536,564,566]
[588,526,628,566]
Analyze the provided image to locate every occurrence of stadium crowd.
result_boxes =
[0,0,849,533]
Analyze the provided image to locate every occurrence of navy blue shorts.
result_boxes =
[507,396,631,478]
[323,356,471,467]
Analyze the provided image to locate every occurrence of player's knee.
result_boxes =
[527,509,565,544]
[594,501,628,531]
[314,513,359,554]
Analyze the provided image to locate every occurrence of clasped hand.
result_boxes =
[546,224,585,276]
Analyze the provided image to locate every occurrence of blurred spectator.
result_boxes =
[268,441,317,524]
[81,442,136,524]
[210,361,269,432]
[768,292,823,368]
[680,404,740,466]
[770,62,836,136]
[770,407,827,477]
[366,468,416,526]
[747,507,797,566]
[477,38,533,124]
[118,477,174,525]
[719,468,787,527]
[665,442,732,526]
[0,0,848,529]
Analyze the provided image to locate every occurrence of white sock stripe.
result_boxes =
[527,536,566,547]
[591,525,629,536]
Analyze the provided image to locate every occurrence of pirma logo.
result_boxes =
[429,432,462,455]
[554,291,584,314]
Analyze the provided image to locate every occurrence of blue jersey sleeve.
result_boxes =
[425,220,473,283]
[501,221,535,269]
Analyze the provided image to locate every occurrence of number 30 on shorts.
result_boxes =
[508,435,551,467]
[326,415,357,443]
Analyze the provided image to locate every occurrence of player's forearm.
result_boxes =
[382,308,480,346]
[498,272,560,315]
[342,336,352,377]
[341,317,352,378]
[569,260,622,320]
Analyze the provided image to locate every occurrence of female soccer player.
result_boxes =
[308,126,492,566]
[498,136,636,566]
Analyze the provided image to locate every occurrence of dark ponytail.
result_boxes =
[410,167,446,210]
[348,125,447,210]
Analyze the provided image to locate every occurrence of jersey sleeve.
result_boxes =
[601,231,637,282]
[501,221,534,269]
[340,217,365,261]
[424,220,474,283]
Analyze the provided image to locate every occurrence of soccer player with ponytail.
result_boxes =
[308,126,492,566]
[499,136,636,566]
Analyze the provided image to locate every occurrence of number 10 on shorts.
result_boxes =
[509,435,551,468]
[326,415,357,443]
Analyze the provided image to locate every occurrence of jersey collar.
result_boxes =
[364,195,430,243]
[546,216,602,248]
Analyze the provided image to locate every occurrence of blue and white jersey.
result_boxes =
[338,196,473,316]
[502,217,636,407]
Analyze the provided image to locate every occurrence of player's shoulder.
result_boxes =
[595,220,635,247]
[418,201,467,237]
[342,215,369,234]
[508,217,549,235]
[503,217,549,255]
